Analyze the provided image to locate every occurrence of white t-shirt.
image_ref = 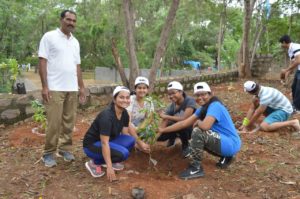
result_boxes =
[288,42,300,71]
[258,86,293,114]
[126,95,154,128]
[38,28,81,91]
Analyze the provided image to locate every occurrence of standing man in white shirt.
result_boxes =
[279,35,300,111]
[38,10,86,167]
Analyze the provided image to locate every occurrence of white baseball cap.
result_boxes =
[113,86,130,97]
[167,81,183,91]
[244,81,257,92]
[194,82,211,94]
[135,76,149,87]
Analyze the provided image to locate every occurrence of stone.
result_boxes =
[16,95,30,105]
[0,98,12,108]
[1,109,20,120]
[25,106,35,115]
[88,86,98,94]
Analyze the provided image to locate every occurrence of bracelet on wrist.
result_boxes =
[242,118,250,126]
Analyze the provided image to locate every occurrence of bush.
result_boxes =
[0,59,19,93]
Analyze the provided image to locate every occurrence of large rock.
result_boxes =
[16,95,30,105]
[0,98,12,108]
[1,109,20,120]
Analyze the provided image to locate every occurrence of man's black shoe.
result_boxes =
[179,165,204,180]
[216,156,234,169]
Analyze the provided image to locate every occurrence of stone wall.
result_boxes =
[251,54,275,77]
[0,70,238,126]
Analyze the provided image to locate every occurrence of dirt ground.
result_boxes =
[1,79,300,199]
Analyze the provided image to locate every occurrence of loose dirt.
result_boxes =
[1,79,300,198]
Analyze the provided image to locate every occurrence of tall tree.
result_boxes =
[238,0,256,78]
[123,0,139,90]
[148,0,180,91]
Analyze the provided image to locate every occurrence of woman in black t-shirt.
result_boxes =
[83,86,135,181]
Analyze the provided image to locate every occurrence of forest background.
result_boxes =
[0,0,299,88]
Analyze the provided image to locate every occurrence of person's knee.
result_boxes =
[260,122,271,131]
[190,128,206,146]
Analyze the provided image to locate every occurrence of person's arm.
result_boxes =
[160,107,194,122]
[159,114,198,134]
[38,57,50,103]
[281,54,300,79]
[128,123,150,153]
[248,105,267,127]
[77,64,86,104]
[196,115,215,130]
[100,135,116,182]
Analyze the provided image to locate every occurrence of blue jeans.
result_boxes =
[83,134,135,165]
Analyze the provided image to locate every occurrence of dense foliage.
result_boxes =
[0,0,299,70]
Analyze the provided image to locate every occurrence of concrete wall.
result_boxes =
[95,67,200,83]
[0,70,238,126]
[251,54,276,77]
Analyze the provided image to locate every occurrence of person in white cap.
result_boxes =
[126,76,153,153]
[240,81,300,134]
[83,86,135,181]
[159,82,241,180]
[157,81,197,158]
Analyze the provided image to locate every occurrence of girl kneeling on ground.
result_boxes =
[126,76,153,153]
[83,86,135,181]
[158,82,241,180]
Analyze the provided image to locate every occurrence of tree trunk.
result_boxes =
[238,0,256,78]
[111,38,129,88]
[123,0,139,90]
[217,0,227,71]
[250,23,266,69]
[148,0,180,92]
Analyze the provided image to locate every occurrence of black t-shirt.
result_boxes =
[83,104,129,146]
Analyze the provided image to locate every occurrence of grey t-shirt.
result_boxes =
[166,96,197,124]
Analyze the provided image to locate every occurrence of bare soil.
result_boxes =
[1,79,300,199]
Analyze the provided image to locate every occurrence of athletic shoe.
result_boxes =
[85,160,105,178]
[216,156,234,169]
[56,150,75,162]
[42,153,57,168]
[166,138,176,148]
[101,162,125,171]
[179,165,204,180]
[182,146,191,158]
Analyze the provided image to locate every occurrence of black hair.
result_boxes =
[279,35,291,43]
[60,10,76,19]
[198,96,222,120]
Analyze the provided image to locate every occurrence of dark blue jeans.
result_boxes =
[291,70,300,110]
[83,134,135,165]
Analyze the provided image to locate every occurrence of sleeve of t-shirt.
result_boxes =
[97,110,113,136]
[123,111,130,127]
[38,33,49,59]
[75,40,81,64]
[293,44,300,57]
[194,107,202,118]
[185,97,197,109]
[206,102,221,122]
